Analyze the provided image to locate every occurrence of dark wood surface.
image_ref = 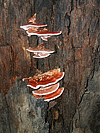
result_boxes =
[0,0,100,132]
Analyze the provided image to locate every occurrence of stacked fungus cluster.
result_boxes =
[20,13,64,102]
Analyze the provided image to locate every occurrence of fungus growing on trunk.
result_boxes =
[20,23,47,30]
[22,68,64,89]
[19,13,65,103]
[32,87,64,102]
[32,83,59,95]
[20,13,47,31]
[33,53,51,58]
[27,72,64,89]
[26,43,54,54]
[43,88,64,102]
[26,43,55,58]
[26,28,62,41]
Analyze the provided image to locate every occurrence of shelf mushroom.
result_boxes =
[20,14,47,31]
[32,87,64,102]
[26,28,62,41]
[26,43,55,58]
[43,87,64,102]
[32,83,60,96]
[33,53,50,58]
[20,23,47,31]
[22,68,64,89]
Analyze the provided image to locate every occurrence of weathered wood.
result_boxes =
[0,0,36,93]
[0,79,49,133]
[0,46,12,93]
[0,0,100,132]
[72,67,100,133]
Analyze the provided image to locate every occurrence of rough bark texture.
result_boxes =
[72,67,100,133]
[0,79,49,133]
[0,0,100,133]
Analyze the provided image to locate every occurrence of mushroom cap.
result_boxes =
[27,69,64,89]
[26,43,55,54]
[43,87,64,102]
[22,68,60,81]
[26,29,62,36]
[20,23,47,30]
[32,83,59,95]
[33,53,51,58]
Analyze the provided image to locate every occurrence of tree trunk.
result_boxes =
[0,0,100,133]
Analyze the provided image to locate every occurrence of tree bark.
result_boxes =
[0,0,100,133]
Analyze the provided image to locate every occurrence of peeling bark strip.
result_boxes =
[0,0,100,133]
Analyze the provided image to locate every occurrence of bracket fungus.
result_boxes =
[26,43,55,58]
[26,28,62,41]
[20,23,47,31]
[43,88,64,102]
[33,53,51,58]
[20,13,47,30]
[32,87,64,102]
[20,13,64,102]
[32,83,60,96]
[20,14,62,41]
[22,68,64,89]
